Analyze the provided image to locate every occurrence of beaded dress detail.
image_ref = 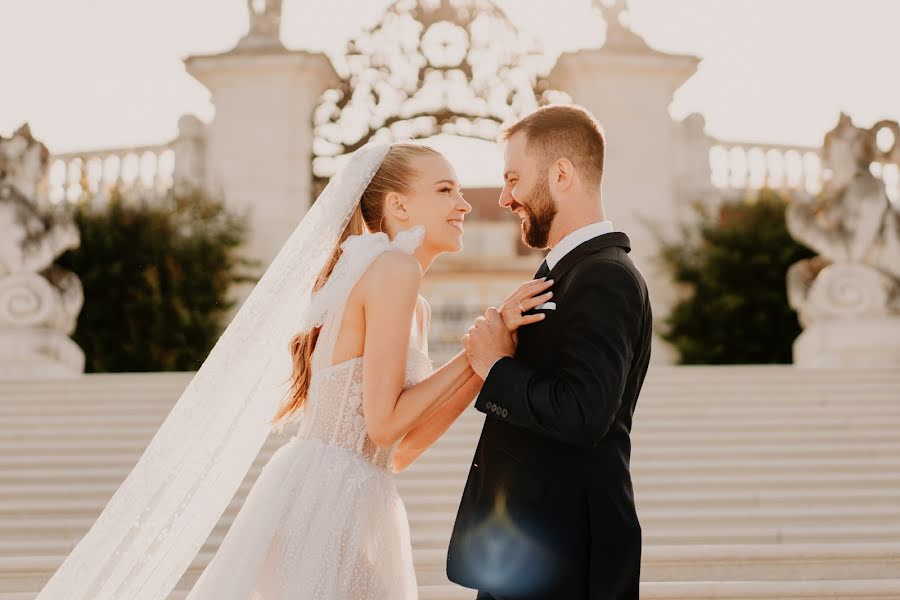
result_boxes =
[185,225,433,600]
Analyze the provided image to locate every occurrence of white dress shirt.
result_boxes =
[543,220,614,271]
[483,219,615,379]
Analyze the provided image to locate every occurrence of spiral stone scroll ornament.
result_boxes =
[805,264,891,321]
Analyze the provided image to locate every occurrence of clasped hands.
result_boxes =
[463,277,553,379]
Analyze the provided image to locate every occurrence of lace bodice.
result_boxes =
[290,226,434,470]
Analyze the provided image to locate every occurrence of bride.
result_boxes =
[35,141,552,600]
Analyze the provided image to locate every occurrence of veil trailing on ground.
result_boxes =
[35,142,392,600]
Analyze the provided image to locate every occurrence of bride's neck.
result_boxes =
[413,246,437,273]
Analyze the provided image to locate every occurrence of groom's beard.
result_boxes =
[514,174,557,249]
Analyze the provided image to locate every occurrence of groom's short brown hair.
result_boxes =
[502,104,606,190]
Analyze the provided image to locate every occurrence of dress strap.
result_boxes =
[302,226,426,372]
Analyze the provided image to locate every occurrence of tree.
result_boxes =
[656,190,816,364]
[57,188,260,372]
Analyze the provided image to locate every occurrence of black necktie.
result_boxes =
[534,259,550,280]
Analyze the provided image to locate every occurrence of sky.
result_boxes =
[1,0,897,185]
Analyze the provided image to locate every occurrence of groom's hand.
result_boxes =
[463,308,515,380]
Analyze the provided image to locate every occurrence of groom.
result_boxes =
[447,105,653,599]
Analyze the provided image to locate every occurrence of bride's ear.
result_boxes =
[385,191,411,223]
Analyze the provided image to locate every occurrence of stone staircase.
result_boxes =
[1,366,899,599]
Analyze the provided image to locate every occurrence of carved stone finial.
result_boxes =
[593,0,651,52]
[237,0,284,51]
[594,0,628,26]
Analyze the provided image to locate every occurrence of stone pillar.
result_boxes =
[548,2,701,363]
[184,8,337,291]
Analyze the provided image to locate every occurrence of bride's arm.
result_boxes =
[391,278,555,472]
[360,252,474,449]
[392,296,481,472]
[392,359,482,473]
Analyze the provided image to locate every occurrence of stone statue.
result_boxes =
[674,112,718,210]
[238,0,284,50]
[0,124,85,378]
[785,113,900,367]
[595,0,627,24]
[594,0,648,52]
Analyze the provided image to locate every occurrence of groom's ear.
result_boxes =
[553,158,575,193]
[385,191,410,222]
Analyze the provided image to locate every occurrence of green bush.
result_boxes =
[656,189,815,364]
[57,188,260,372]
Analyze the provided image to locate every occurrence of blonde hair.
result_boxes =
[270,143,441,429]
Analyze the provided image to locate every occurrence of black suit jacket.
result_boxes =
[446,232,652,600]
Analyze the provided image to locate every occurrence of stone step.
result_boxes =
[3,381,898,401]
[0,465,893,499]
[16,578,900,600]
[410,543,900,585]
[4,496,896,532]
[6,409,900,428]
[5,437,899,461]
[6,387,899,407]
[2,365,895,384]
[11,477,898,509]
[5,543,900,589]
[402,508,900,540]
[398,472,900,495]
[416,579,900,600]
[4,483,898,517]
[6,427,897,447]
[6,512,900,559]
[4,450,898,477]
[407,523,900,547]
[8,536,900,591]
[6,514,900,548]
[2,463,896,495]
[2,367,898,598]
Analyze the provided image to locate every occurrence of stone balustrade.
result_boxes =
[48,114,207,204]
[711,136,900,204]
[709,139,823,196]
[49,142,175,203]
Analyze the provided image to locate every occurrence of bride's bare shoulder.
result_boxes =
[359,249,422,296]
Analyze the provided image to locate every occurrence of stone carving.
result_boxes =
[0,124,84,378]
[674,113,718,209]
[171,114,207,194]
[594,0,651,52]
[238,0,284,50]
[786,113,900,367]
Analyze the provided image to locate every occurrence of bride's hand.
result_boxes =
[497,278,554,333]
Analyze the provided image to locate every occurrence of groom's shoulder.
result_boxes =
[570,251,647,298]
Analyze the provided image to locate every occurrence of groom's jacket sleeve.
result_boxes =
[474,260,644,447]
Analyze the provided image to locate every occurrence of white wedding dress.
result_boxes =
[185,226,432,600]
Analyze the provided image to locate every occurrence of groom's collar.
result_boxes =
[544,220,614,270]
[545,231,631,283]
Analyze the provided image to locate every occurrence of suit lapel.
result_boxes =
[546,231,631,283]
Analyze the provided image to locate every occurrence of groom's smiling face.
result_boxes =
[500,131,558,250]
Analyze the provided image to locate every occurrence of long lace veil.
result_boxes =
[35,142,392,600]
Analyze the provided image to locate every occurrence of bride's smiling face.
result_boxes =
[388,153,471,254]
